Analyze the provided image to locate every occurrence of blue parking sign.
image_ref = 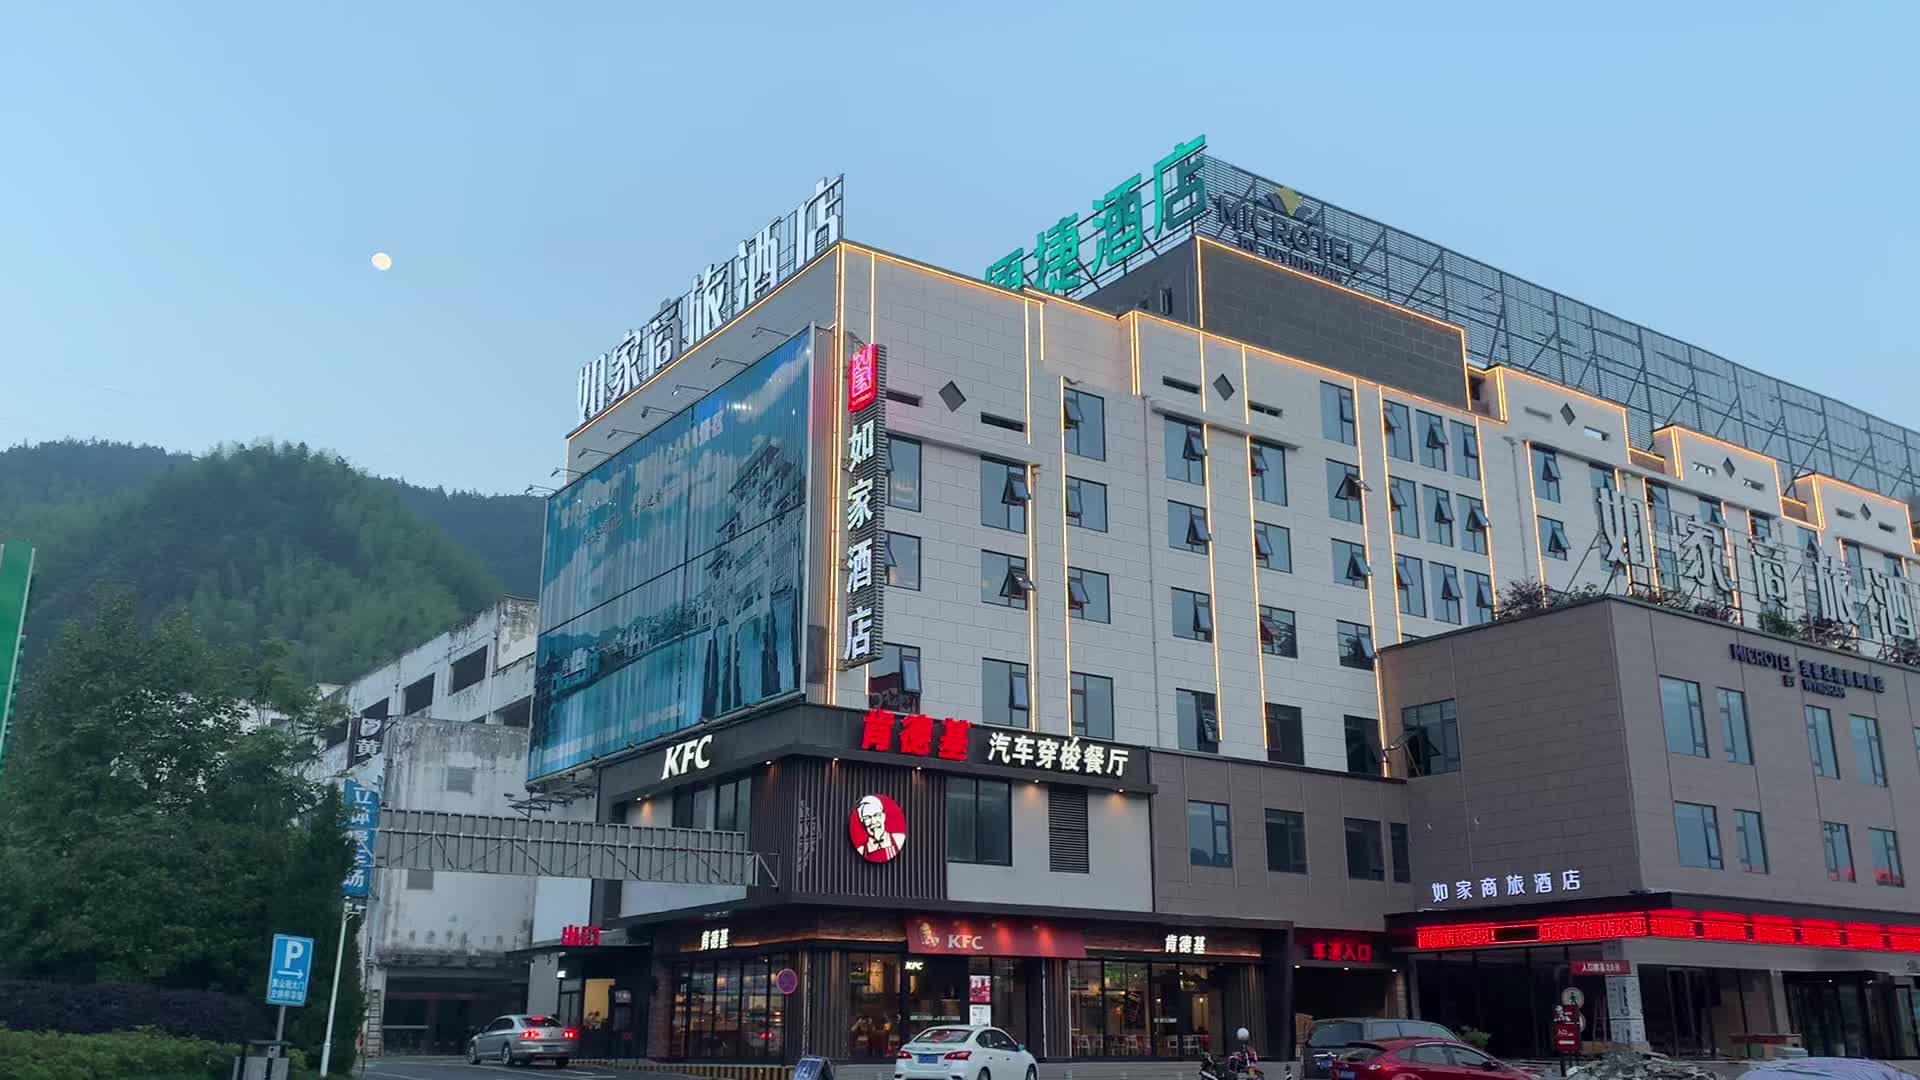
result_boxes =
[266,933,315,1007]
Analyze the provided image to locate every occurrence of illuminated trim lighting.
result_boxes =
[1413,908,1920,954]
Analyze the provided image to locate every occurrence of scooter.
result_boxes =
[1199,1028,1263,1080]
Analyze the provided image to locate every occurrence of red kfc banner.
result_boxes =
[907,916,1086,958]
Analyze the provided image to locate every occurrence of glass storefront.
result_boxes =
[1067,960,1235,1058]
[668,954,791,1059]
[849,952,902,1058]
[848,953,1030,1058]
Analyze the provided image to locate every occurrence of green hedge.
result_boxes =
[0,1028,240,1080]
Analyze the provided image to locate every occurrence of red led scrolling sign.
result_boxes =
[1413,909,1920,954]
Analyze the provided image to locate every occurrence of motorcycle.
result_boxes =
[1199,1028,1263,1080]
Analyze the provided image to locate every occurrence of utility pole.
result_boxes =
[319,900,362,1076]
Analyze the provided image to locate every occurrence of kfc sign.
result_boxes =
[908,916,1086,958]
[660,733,714,780]
[850,793,907,863]
[560,925,602,947]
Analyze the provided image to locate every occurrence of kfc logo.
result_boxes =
[849,793,907,863]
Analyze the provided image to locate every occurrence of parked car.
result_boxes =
[1333,1038,1531,1080]
[467,1014,578,1068]
[893,1024,1037,1080]
[1303,1019,1459,1079]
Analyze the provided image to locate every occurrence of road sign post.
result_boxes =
[265,932,314,1048]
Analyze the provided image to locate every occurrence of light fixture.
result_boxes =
[577,447,612,459]
[751,325,785,338]
[556,969,568,979]
[605,427,648,441]
[551,466,583,480]
[711,357,747,370]
[524,484,557,496]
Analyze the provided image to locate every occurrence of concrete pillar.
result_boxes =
[1767,971,1793,1037]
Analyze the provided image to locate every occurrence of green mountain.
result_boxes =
[0,439,545,683]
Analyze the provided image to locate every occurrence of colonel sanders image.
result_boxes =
[851,794,906,863]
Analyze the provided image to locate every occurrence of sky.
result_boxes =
[3,3,1916,494]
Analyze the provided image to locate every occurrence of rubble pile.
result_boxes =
[1566,1051,1725,1080]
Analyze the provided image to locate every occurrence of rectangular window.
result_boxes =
[1851,715,1887,786]
[1396,555,1427,618]
[1425,487,1455,547]
[1166,418,1207,485]
[1187,801,1233,867]
[444,766,475,793]
[714,775,752,834]
[1265,809,1307,874]
[1172,588,1214,642]
[402,675,434,715]
[1718,688,1751,764]
[889,437,922,511]
[1590,463,1616,495]
[1870,828,1905,887]
[868,643,921,712]
[1467,570,1494,624]
[1453,421,1480,479]
[1332,539,1371,589]
[1177,689,1219,754]
[1321,382,1356,445]
[1675,802,1723,869]
[980,659,1030,729]
[1169,500,1212,553]
[1824,821,1855,882]
[1066,476,1108,532]
[980,457,1029,533]
[1540,516,1570,560]
[1401,699,1460,775]
[1070,672,1114,739]
[1345,817,1385,881]
[1432,563,1462,624]
[981,550,1030,609]
[1533,447,1562,502]
[1327,460,1364,524]
[1734,810,1768,874]
[885,532,921,590]
[671,786,698,829]
[448,647,488,695]
[1337,620,1375,671]
[1260,606,1297,658]
[1344,715,1379,774]
[1251,440,1288,505]
[1048,786,1090,874]
[1265,703,1303,765]
[1390,478,1420,539]
[1461,496,1489,554]
[1750,511,1774,545]
[947,777,1012,866]
[1068,567,1110,623]
[1418,412,1447,471]
[1063,388,1105,461]
[1659,677,1708,757]
[1807,706,1841,778]
[1384,402,1413,461]
[1254,522,1292,572]
[1390,823,1412,883]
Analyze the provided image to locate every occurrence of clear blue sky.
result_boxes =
[4,2,1915,494]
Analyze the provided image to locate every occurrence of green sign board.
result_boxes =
[0,542,34,771]
[985,134,1207,295]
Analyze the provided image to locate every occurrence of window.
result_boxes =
[1659,677,1708,757]
[1807,706,1841,778]
[1345,817,1385,881]
[1870,828,1905,887]
[1539,516,1570,560]
[1066,477,1108,532]
[1699,495,1725,528]
[1177,689,1218,754]
[671,786,698,828]
[1431,563,1462,624]
[1049,786,1090,873]
[1344,715,1379,774]
[1467,571,1494,624]
[1260,606,1297,658]
[1750,511,1774,545]
[889,437,922,511]
[1533,447,1562,502]
[1734,810,1768,874]
[1719,688,1751,764]
[1321,382,1356,444]
[1068,567,1110,623]
[714,775,751,834]
[1333,539,1371,588]
[1166,418,1206,484]
[869,643,922,712]
[406,869,435,890]
[1265,809,1307,873]
[448,647,488,695]
[1384,402,1413,461]
[1396,556,1427,618]
[1851,715,1887,786]
[1389,478,1420,538]
[1070,673,1114,739]
[1401,699,1460,775]
[1187,801,1232,867]
[1327,460,1364,523]
[1265,703,1303,765]
[442,766,475,794]
[1172,588,1214,642]
[1453,421,1480,479]
[1169,500,1211,553]
[402,675,433,715]
[947,778,1012,865]
[1254,522,1292,572]
[1337,621,1375,671]
[981,550,1031,609]
[980,458,1029,533]
[1824,821,1855,882]
[980,659,1029,729]
[885,532,921,590]
[1063,389,1105,460]
[1590,463,1616,495]
[1250,440,1287,505]
[1418,412,1447,470]
[1461,496,1489,554]
[1674,802,1723,869]
[1426,487,1455,547]
[1390,823,1411,883]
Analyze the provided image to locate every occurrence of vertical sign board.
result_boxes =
[341,780,378,899]
[839,343,889,669]
[348,708,385,769]
[265,933,315,1008]
[0,542,33,770]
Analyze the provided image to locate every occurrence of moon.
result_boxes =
[370,252,392,272]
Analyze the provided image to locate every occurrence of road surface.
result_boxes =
[357,1057,663,1080]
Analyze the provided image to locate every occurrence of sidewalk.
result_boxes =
[563,1060,1920,1080]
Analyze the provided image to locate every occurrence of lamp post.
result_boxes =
[319,899,365,1076]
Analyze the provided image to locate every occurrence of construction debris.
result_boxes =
[1566,1051,1724,1080]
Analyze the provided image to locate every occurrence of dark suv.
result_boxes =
[1303,1019,1457,1078]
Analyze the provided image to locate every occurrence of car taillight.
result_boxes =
[943,1051,972,1061]
[563,1029,578,1040]
[519,1031,539,1041]
[896,1051,914,1060]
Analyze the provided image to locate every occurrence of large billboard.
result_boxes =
[531,332,814,781]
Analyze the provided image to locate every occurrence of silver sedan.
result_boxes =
[467,1014,578,1068]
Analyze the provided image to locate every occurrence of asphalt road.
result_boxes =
[356,1057,656,1080]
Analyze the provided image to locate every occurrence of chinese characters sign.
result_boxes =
[1163,933,1209,955]
[1430,868,1581,904]
[840,343,889,669]
[1295,930,1385,964]
[560,925,602,947]
[342,779,378,899]
[349,710,385,769]
[857,708,1143,784]
[698,927,732,950]
[578,176,844,425]
[1729,643,1886,697]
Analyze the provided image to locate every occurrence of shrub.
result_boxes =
[0,1027,237,1080]
[0,980,263,1043]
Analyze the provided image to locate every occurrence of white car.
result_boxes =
[894,1025,1036,1080]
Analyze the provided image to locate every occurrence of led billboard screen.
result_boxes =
[531,332,813,780]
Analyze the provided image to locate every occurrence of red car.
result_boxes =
[1332,1038,1532,1080]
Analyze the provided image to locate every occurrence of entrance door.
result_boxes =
[1663,969,1714,1057]
[1893,986,1920,1059]
[1786,977,1869,1058]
